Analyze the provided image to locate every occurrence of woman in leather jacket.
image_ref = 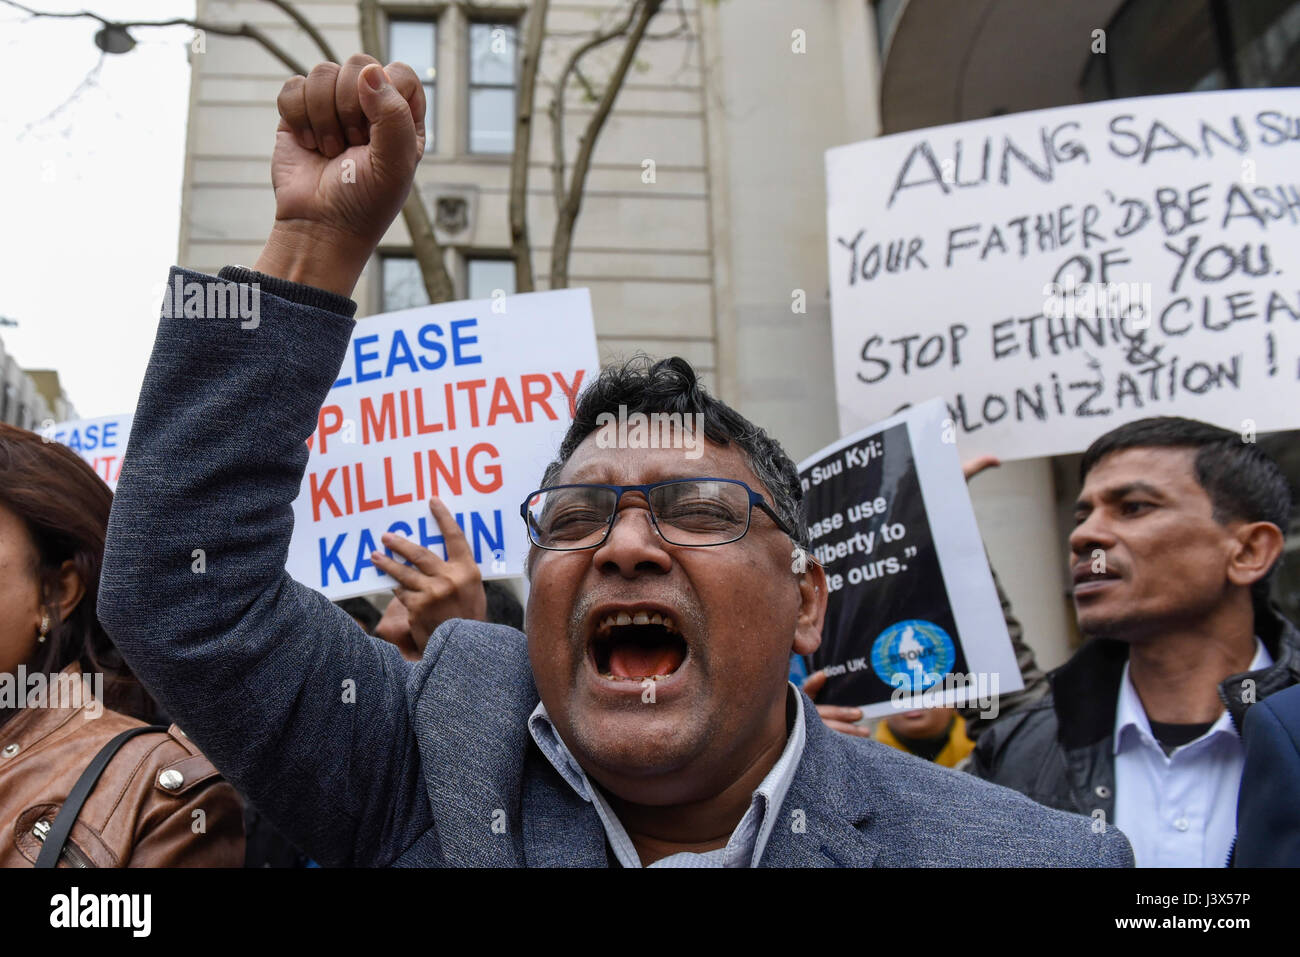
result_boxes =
[0,423,243,867]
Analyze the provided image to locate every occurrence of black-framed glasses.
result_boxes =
[520,478,797,551]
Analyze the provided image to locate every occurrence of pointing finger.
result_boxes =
[427,497,474,565]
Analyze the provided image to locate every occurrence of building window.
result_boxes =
[388,18,437,147]
[468,22,517,154]
[381,254,516,310]
[381,255,430,312]
[466,257,516,300]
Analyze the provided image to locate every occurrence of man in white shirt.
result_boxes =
[1112,637,1271,866]
[971,416,1298,866]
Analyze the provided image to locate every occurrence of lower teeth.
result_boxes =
[600,673,670,681]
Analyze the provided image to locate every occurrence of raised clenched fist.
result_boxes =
[253,54,426,298]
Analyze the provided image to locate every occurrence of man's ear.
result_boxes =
[792,560,827,657]
[48,559,86,627]
[1226,521,1285,588]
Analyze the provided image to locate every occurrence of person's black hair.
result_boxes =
[0,423,159,723]
[1079,416,1294,600]
[336,597,381,634]
[483,580,524,629]
[540,355,808,548]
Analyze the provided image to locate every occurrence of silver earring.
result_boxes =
[38,614,50,643]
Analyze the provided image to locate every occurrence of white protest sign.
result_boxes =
[826,88,1300,460]
[286,289,598,601]
[44,414,134,490]
[798,398,1020,717]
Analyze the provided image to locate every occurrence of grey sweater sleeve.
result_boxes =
[99,266,433,867]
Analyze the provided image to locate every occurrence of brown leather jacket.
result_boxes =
[1,664,244,867]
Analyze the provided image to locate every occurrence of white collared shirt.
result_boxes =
[1112,638,1271,867]
[527,684,806,867]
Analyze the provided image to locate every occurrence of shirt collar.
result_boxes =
[1113,637,1272,755]
[527,683,806,867]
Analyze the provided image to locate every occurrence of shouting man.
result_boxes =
[99,56,1131,867]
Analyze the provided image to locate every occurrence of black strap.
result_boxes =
[35,725,169,868]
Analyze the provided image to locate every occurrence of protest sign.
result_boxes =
[825,89,1300,460]
[798,398,1021,715]
[45,414,134,490]
[286,289,598,601]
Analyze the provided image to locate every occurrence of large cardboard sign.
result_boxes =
[798,399,1021,715]
[826,89,1300,460]
[46,414,134,490]
[286,289,599,601]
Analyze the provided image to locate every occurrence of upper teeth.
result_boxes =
[597,611,677,634]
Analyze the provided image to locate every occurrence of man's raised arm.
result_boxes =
[99,57,431,866]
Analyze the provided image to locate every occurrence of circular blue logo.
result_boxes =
[870,619,955,693]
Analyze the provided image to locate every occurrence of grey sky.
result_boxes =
[0,0,194,418]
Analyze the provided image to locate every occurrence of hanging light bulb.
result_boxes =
[93,24,136,55]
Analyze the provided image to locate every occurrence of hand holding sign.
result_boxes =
[255,55,426,297]
[371,498,487,651]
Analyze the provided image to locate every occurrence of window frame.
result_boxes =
[384,8,442,152]
[464,252,517,300]
[465,18,520,156]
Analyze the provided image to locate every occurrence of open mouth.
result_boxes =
[590,610,688,681]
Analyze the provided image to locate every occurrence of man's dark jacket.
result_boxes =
[1235,681,1300,866]
[98,267,1134,868]
[971,601,1300,841]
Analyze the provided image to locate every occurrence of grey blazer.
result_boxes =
[98,267,1134,868]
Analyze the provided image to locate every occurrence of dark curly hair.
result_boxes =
[540,355,808,547]
[0,423,158,723]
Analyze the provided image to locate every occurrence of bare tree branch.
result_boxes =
[546,0,638,218]
[508,0,548,294]
[259,0,338,62]
[550,0,664,289]
[6,0,671,303]
[16,51,104,141]
[200,22,310,75]
[356,0,380,61]
[645,0,688,40]
[571,64,599,102]
[358,0,454,304]
[0,0,314,74]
